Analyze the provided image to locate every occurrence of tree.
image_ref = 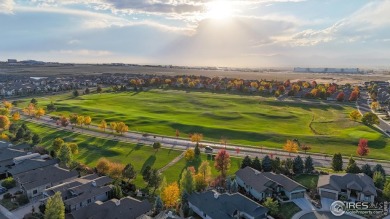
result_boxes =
[35,108,45,119]
[8,123,18,134]
[349,90,359,101]
[3,101,12,110]
[0,108,9,116]
[148,169,162,194]
[59,116,69,127]
[241,156,252,169]
[349,110,362,121]
[142,166,152,182]
[96,86,102,93]
[112,185,123,199]
[76,115,84,127]
[198,161,211,183]
[293,156,304,174]
[67,143,79,155]
[263,198,279,216]
[44,192,65,219]
[336,92,345,101]
[345,157,361,174]
[362,112,380,126]
[32,133,41,145]
[184,149,195,162]
[58,145,72,167]
[383,182,390,201]
[373,171,385,189]
[73,90,79,97]
[85,87,90,94]
[304,156,314,173]
[0,115,10,130]
[1,177,16,189]
[301,145,311,154]
[175,129,180,138]
[180,169,194,194]
[272,157,281,173]
[15,127,25,141]
[115,122,128,134]
[99,120,107,132]
[109,163,125,179]
[153,142,162,152]
[283,140,298,156]
[122,163,137,183]
[251,156,262,171]
[214,149,230,178]
[190,133,203,144]
[96,158,111,175]
[12,112,20,121]
[262,155,272,172]
[194,173,208,191]
[47,102,57,112]
[52,138,64,152]
[84,116,92,127]
[356,139,369,157]
[194,144,201,157]
[331,153,343,171]
[154,196,164,214]
[30,98,38,105]
[161,182,180,209]
[373,164,386,176]
[361,164,372,177]
[371,101,380,111]
[24,103,36,117]
[231,179,238,193]
[69,114,78,127]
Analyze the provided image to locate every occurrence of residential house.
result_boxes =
[188,190,269,219]
[14,165,78,198]
[44,174,113,212]
[65,197,152,219]
[0,147,28,178]
[235,166,306,202]
[317,173,377,203]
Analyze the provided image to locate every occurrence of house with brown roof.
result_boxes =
[317,173,377,203]
[235,166,306,202]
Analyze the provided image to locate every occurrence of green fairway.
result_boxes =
[24,89,390,159]
[25,122,181,184]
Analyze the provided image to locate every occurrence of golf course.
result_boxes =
[22,89,390,159]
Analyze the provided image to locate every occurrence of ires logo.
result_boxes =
[330,201,389,216]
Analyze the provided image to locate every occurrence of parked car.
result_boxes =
[0,186,7,194]
[205,146,213,153]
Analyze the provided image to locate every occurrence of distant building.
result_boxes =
[7,59,17,63]
[294,67,361,74]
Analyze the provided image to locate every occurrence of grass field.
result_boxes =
[22,89,390,159]
[293,174,319,190]
[24,122,182,187]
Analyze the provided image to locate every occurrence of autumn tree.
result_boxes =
[69,114,78,127]
[214,149,230,178]
[35,108,45,119]
[194,173,208,191]
[24,103,36,117]
[283,140,298,156]
[198,161,211,183]
[3,101,12,110]
[76,115,84,127]
[175,129,180,138]
[44,192,65,219]
[356,139,369,158]
[190,133,203,146]
[99,120,107,132]
[371,101,380,111]
[301,145,311,154]
[349,90,359,101]
[110,122,117,133]
[349,110,362,121]
[362,112,379,126]
[0,115,10,131]
[67,143,79,155]
[52,138,64,152]
[263,198,279,216]
[96,158,111,175]
[184,149,195,162]
[115,122,128,134]
[161,182,180,208]
[12,112,20,121]
[59,116,69,127]
[336,92,345,101]
[84,116,92,127]
[109,162,125,179]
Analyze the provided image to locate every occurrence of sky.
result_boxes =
[0,0,390,68]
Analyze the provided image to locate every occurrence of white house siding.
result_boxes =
[318,188,338,200]
[236,176,264,201]
[285,189,306,200]
[188,202,213,219]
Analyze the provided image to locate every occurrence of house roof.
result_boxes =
[188,190,268,219]
[318,173,377,196]
[7,159,58,176]
[15,165,78,191]
[235,166,306,192]
[66,197,152,219]
[0,148,27,162]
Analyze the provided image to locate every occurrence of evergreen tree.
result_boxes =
[304,156,314,173]
[44,192,65,219]
[373,171,385,189]
[373,164,386,176]
[142,166,152,181]
[241,156,252,169]
[252,156,262,171]
[292,155,304,174]
[148,169,162,194]
[345,157,361,174]
[180,169,194,194]
[15,127,25,141]
[272,157,281,173]
[331,153,343,171]
[225,177,231,192]
[262,155,272,172]
[194,143,201,157]
[122,163,137,183]
[32,133,41,145]
[383,182,390,201]
[361,164,373,177]
[57,145,72,167]
[73,90,79,97]
[154,196,163,214]
[231,179,238,193]
[112,185,123,199]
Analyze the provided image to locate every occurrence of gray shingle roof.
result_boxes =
[7,159,58,176]
[318,173,377,196]
[236,166,306,192]
[66,197,152,219]
[188,190,268,219]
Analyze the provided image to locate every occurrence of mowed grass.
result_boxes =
[25,122,181,185]
[25,89,390,159]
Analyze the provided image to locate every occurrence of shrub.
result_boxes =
[3,193,12,199]
[1,177,16,189]
[16,194,29,205]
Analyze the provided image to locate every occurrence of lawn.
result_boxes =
[278,202,301,219]
[293,174,319,190]
[24,122,182,187]
[20,89,390,159]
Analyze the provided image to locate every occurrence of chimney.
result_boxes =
[91,181,97,187]
[115,199,120,206]
[214,192,219,199]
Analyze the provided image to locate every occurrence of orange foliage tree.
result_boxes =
[161,182,180,208]
[283,140,298,156]
[356,139,369,158]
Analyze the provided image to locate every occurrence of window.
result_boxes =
[33,190,38,195]
[88,199,91,204]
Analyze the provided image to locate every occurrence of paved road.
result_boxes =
[357,93,390,136]
[23,114,390,175]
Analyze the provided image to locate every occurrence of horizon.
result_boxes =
[1,0,390,68]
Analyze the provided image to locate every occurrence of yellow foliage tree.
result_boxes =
[23,103,36,116]
[371,101,380,111]
[96,158,111,175]
[161,182,180,208]
[349,110,362,121]
[12,111,20,121]
[1,133,9,141]
[76,115,84,127]
[194,173,208,191]
[84,116,92,127]
[115,122,128,134]
[283,140,298,156]
[35,108,45,119]
[0,115,10,131]
[184,149,195,162]
[190,133,203,143]
[67,143,79,155]
[109,162,125,179]
[99,120,107,132]
[3,101,12,110]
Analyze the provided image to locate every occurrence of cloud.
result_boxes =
[55,49,113,56]
[0,0,14,14]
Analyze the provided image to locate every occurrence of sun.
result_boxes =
[206,0,234,20]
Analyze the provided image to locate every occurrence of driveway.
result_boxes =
[293,198,316,211]
[321,198,334,211]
